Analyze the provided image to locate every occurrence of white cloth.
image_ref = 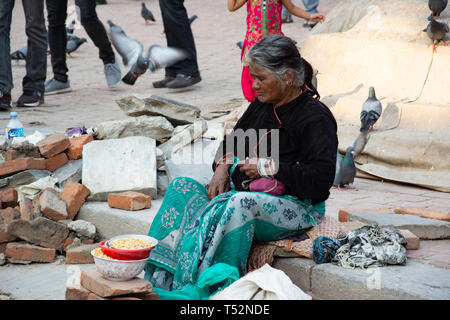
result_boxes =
[211,264,312,300]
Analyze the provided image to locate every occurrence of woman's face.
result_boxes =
[249,61,284,105]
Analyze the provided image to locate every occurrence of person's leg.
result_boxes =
[157,0,200,88]
[302,0,319,14]
[0,0,15,105]
[75,0,120,86]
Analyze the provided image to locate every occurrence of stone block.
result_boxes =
[36,133,71,158]
[68,220,96,239]
[5,150,19,161]
[0,158,46,177]
[0,169,51,189]
[107,191,152,211]
[60,182,90,220]
[6,242,55,263]
[0,188,18,208]
[82,136,157,201]
[80,268,153,298]
[45,153,69,172]
[66,134,94,160]
[0,224,17,243]
[0,207,20,224]
[39,188,68,221]
[65,285,91,300]
[65,243,98,264]
[7,217,69,250]
[52,160,82,189]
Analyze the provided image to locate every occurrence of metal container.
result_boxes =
[91,249,148,281]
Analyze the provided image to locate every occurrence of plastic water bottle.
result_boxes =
[5,112,24,140]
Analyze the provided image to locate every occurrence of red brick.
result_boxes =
[394,207,450,222]
[80,268,153,298]
[59,182,90,220]
[39,189,68,221]
[107,191,152,211]
[0,243,7,254]
[18,193,34,221]
[65,243,98,264]
[399,229,420,250]
[45,153,69,172]
[5,149,19,161]
[6,242,55,263]
[0,207,20,225]
[65,285,91,300]
[63,237,75,252]
[0,224,17,243]
[0,158,46,177]
[0,188,18,208]
[36,133,71,158]
[66,134,94,160]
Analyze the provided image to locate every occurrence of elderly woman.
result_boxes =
[144,35,338,299]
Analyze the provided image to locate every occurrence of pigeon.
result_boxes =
[10,46,27,61]
[360,86,382,132]
[236,41,244,49]
[352,130,370,157]
[66,19,76,34]
[189,15,198,25]
[428,0,448,20]
[141,2,155,24]
[423,18,449,52]
[333,146,356,190]
[66,37,87,56]
[107,20,188,85]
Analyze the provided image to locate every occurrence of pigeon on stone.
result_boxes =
[10,46,27,61]
[236,41,244,49]
[333,146,356,190]
[423,18,449,52]
[360,86,382,132]
[428,0,448,20]
[141,1,155,24]
[66,37,87,56]
[189,15,198,25]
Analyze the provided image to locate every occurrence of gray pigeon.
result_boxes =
[107,19,144,67]
[352,130,370,157]
[333,146,356,190]
[360,87,382,132]
[236,41,243,49]
[428,0,448,20]
[10,46,27,61]
[66,19,76,34]
[423,18,449,51]
[141,2,155,24]
[66,37,87,56]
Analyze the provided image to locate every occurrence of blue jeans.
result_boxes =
[302,0,319,14]
[0,0,47,94]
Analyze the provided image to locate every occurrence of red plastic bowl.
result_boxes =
[98,235,158,261]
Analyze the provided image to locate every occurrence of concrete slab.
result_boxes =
[345,211,450,239]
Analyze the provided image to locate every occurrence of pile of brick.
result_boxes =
[0,133,96,265]
[66,268,159,300]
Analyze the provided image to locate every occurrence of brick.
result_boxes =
[7,217,69,250]
[0,188,18,208]
[36,133,71,158]
[0,158,46,177]
[65,285,91,300]
[80,268,153,298]
[45,153,69,172]
[5,149,19,161]
[87,293,108,300]
[63,237,76,252]
[65,243,98,264]
[112,297,142,300]
[0,224,17,243]
[6,242,55,263]
[66,134,94,160]
[0,243,7,254]
[399,229,420,250]
[107,191,152,211]
[0,207,20,224]
[39,188,68,221]
[31,193,43,220]
[18,193,35,221]
[59,182,90,220]
[394,207,450,222]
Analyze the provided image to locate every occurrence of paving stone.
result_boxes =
[80,268,153,298]
[107,191,152,211]
[36,133,70,158]
[6,242,55,263]
[82,136,157,201]
[39,188,68,221]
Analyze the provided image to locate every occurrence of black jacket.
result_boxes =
[213,92,338,205]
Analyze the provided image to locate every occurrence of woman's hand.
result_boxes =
[207,164,231,200]
[237,157,260,179]
[310,13,326,23]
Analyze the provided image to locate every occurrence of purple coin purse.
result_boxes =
[247,177,286,196]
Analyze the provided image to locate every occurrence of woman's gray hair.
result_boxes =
[247,35,305,88]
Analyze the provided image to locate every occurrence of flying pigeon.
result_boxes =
[141,2,155,24]
[428,0,448,20]
[66,37,87,56]
[107,20,188,85]
[423,18,449,52]
[10,46,27,61]
[189,15,198,25]
[360,86,382,132]
[333,146,356,190]
[236,41,243,49]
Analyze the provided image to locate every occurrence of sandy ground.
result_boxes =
[4,0,338,132]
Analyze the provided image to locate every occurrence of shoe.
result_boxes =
[45,78,72,95]
[166,74,201,89]
[303,22,317,29]
[104,57,122,87]
[152,76,176,88]
[0,91,12,111]
[282,15,293,23]
[16,90,44,107]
